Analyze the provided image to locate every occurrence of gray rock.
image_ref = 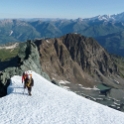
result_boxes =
[107,88,124,100]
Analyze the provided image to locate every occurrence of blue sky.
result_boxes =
[0,0,124,19]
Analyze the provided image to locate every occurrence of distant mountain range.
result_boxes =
[1,12,124,56]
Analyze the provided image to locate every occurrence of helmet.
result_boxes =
[23,71,26,75]
[27,74,30,79]
[24,71,27,74]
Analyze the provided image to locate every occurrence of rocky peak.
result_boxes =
[35,33,124,89]
[61,33,118,76]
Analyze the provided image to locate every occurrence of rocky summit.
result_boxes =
[35,33,123,88]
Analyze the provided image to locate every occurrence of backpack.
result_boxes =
[25,73,33,87]
[25,78,32,87]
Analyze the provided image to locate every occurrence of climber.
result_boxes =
[22,71,34,96]
[22,71,28,86]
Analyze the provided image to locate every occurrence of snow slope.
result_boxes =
[0,71,124,124]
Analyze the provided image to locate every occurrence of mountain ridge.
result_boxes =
[1,13,124,56]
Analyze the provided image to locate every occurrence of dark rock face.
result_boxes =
[35,37,94,88]
[35,33,124,89]
[62,34,124,88]
[0,40,50,97]
[62,34,118,75]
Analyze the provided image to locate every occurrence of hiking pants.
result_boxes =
[24,82,32,92]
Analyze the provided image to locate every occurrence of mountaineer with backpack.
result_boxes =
[22,71,34,96]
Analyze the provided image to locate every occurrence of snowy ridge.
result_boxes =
[83,12,124,22]
[0,71,124,124]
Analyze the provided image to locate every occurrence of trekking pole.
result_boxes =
[22,81,25,94]
[23,88,25,94]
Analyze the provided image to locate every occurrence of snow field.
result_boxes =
[0,71,124,124]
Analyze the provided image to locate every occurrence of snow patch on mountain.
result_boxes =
[9,30,13,36]
[59,80,70,84]
[46,40,50,43]
[0,43,18,50]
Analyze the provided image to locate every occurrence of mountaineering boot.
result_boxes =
[29,92,32,96]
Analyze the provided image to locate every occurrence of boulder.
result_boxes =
[107,88,124,100]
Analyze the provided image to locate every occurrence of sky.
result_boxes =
[0,70,124,124]
[0,0,124,19]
